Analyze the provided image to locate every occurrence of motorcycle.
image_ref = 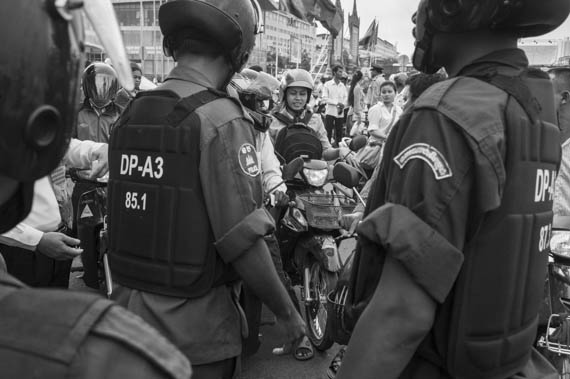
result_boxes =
[68,169,112,297]
[275,156,361,351]
[325,163,367,346]
[537,215,570,378]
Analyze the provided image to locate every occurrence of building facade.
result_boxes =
[109,0,317,79]
[112,0,172,81]
[518,37,570,66]
[251,2,317,75]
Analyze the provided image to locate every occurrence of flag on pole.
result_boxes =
[279,0,343,37]
[279,0,311,21]
[359,19,378,50]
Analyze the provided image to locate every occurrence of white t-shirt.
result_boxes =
[367,102,403,144]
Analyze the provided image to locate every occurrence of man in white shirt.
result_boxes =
[322,65,348,146]
[0,139,108,287]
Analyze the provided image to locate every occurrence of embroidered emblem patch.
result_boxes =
[393,143,452,180]
[238,143,261,177]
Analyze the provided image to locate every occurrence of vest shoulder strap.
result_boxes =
[166,89,224,126]
[273,111,293,126]
[413,77,462,110]
[467,69,542,123]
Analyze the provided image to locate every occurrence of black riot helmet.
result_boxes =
[159,0,264,73]
[412,0,570,73]
[0,0,133,233]
[82,62,119,109]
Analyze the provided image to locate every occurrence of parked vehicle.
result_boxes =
[69,168,111,297]
[325,163,366,346]
[537,215,570,378]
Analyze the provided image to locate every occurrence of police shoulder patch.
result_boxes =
[238,143,261,177]
[393,143,452,180]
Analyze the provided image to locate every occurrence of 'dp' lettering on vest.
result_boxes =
[107,89,236,298]
[441,74,560,379]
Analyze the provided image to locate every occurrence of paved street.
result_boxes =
[69,238,357,379]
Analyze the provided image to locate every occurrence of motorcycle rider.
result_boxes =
[269,69,354,163]
[115,62,143,110]
[336,0,569,378]
[75,62,121,143]
[107,0,306,377]
[0,1,191,377]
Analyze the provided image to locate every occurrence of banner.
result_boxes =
[290,36,301,64]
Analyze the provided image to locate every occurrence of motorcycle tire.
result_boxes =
[304,260,338,351]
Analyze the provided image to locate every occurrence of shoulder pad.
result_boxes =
[413,77,462,110]
[196,96,252,126]
[92,306,191,379]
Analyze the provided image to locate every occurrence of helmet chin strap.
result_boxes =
[412,21,441,74]
[285,104,304,117]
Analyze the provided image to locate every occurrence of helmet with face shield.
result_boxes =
[231,69,280,112]
[412,0,570,74]
[82,62,120,109]
[0,0,133,232]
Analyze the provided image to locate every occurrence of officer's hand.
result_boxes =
[277,310,307,347]
[90,144,109,179]
[37,232,83,260]
[274,190,289,208]
[341,211,364,231]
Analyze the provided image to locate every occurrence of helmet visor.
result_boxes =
[82,0,134,91]
[86,71,118,108]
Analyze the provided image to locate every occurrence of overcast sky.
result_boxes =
[318,0,570,57]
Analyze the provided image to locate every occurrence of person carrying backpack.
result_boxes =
[269,69,354,163]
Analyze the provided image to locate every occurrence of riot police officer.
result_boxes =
[336,0,570,378]
[106,0,305,377]
[0,1,191,377]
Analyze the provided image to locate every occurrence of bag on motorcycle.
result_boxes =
[273,122,322,163]
[354,143,382,171]
[328,237,385,345]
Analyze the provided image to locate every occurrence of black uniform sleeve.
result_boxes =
[200,116,274,263]
[362,108,477,302]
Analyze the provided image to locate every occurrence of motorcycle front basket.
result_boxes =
[538,313,570,356]
[297,193,356,230]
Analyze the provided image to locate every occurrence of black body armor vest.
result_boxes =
[425,71,560,378]
[107,89,237,298]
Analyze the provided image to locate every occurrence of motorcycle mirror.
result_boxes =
[333,162,361,188]
[349,135,367,151]
[283,157,304,180]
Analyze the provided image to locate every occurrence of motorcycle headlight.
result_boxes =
[551,230,570,257]
[303,168,328,187]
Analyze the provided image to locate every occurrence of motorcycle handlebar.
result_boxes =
[67,169,108,187]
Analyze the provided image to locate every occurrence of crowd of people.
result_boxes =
[1,0,570,378]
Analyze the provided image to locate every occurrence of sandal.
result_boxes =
[272,336,314,361]
[293,336,314,361]
[327,346,346,379]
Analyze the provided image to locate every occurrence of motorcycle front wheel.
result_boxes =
[304,260,338,351]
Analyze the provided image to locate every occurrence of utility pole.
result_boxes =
[140,0,144,71]
[275,44,279,76]
[153,0,156,80]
